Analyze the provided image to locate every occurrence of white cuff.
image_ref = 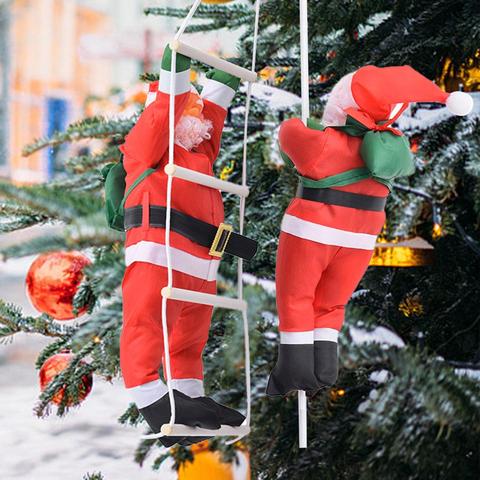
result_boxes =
[128,379,167,409]
[170,378,205,398]
[280,330,314,345]
[158,68,191,95]
[201,79,236,110]
[314,328,339,343]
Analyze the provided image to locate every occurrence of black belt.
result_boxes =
[124,206,258,261]
[297,185,387,212]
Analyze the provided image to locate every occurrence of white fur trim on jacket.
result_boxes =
[281,214,377,250]
[125,241,220,281]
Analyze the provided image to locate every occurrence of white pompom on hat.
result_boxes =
[445,91,474,116]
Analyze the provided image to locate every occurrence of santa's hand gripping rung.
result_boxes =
[170,40,257,83]
[162,286,247,312]
[142,424,250,440]
[164,164,250,197]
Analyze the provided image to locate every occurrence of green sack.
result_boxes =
[101,159,156,232]
[361,129,415,182]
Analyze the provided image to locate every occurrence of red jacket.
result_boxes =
[121,91,228,260]
[279,118,388,238]
[121,47,240,265]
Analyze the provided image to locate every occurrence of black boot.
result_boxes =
[266,344,320,396]
[314,341,338,387]
[139,390,221,447]
[197,397,245,426]
[179,398,245,446]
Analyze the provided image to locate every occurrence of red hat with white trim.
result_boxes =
[350,65,473,121]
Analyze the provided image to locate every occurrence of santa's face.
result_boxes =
[322,72,358,127]
[174,88,213,151]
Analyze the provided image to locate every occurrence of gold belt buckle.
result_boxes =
[209,223,233,258]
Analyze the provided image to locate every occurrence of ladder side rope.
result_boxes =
[162,0,203,433]
[298,0,309,449]
[237,0,261,435]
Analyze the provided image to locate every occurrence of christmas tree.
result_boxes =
[1,1,480,479]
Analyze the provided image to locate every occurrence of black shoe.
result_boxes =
[266,344,320,397]
[310,341,338,396]
[139,390,221,447]
[197,397,246,426]
[177,398,244,446]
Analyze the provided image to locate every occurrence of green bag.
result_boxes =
[101,158,156,231]
[361,129,415,181]
[299,116,415,190]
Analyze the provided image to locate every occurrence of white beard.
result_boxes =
[322,72,358,127]
[174,115,213,151]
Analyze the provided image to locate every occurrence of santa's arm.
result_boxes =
[195,70,241,161]
[120,45,191,171]
[278,118,328,176]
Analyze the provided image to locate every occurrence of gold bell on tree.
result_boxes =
[437,50,480,93]
[369,236,434,267]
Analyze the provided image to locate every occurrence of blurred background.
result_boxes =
[0,0,239,184]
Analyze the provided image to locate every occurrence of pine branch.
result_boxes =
[65,145,122,174]
[22,116,136,157]
[0,199,50,232]
[0,234,68,259]
[144,4,251,19]
[83,473,104,480]
[35,338,71,369]
[0,181,103,222]
[0,300,70,338]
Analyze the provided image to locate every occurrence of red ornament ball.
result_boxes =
[39,353,93,406]
[26,251,91,320]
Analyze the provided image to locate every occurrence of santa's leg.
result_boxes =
[267,231,338,396]
[313,246,374,388]
[168,286,245,445]
[121,262,221,446]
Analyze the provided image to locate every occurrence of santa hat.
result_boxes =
[144,82,205,116]
[351,65,473,121]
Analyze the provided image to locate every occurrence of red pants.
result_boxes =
[276,231,374,334]
[121,262,215,390]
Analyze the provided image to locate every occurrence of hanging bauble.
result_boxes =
[158,440,250,479]
[369,237,434,267]
[26,251,91,320]
[39,352,93,406]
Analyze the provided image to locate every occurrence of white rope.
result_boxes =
[237,0,261,434]
[174,0,203,41]
[298,0,309,449]
[162,0,203,432]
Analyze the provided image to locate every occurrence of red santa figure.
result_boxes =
[267,65,473,396]
[120,45,256,445]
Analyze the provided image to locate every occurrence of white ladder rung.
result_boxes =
[164,164,249,197]
[162,287,247,311]
[142,424,250,440]
[171,40,257,83]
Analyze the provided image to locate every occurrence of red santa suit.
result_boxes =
[267,66,474,396]
[120,46,243,411]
